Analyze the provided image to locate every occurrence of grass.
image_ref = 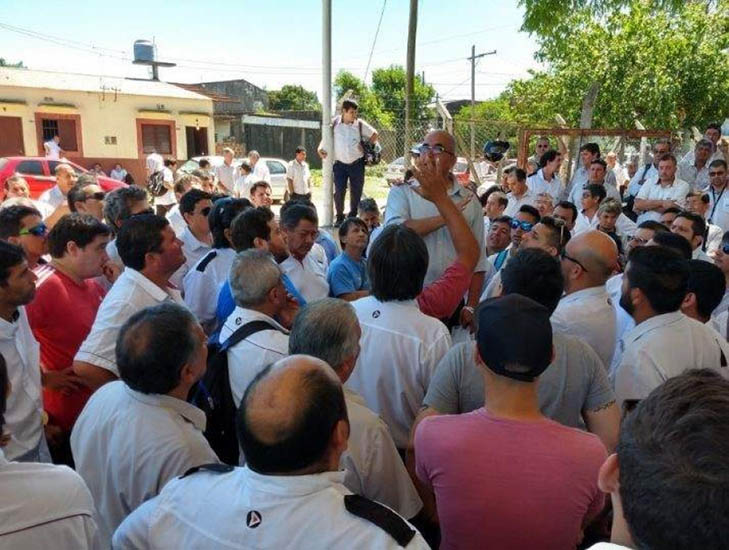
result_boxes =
[309,166,392,206]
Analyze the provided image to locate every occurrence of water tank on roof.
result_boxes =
[133,40,156,63]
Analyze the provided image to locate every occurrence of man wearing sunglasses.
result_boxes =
[552,230,619,369]
[171,189,214,288]
[67,178,105,221]
[0,205,49,270]
[385,130,487,330]
[704,159,729,234]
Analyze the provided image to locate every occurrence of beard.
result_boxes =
[619,289,635,317]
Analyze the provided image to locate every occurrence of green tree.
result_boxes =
[0,58,25,68]
[507,0,729,129]
[268,84,320,111]
[370,65,435,123]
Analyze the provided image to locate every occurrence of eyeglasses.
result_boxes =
[199,206,212,217]
[84,192,106,201]
[560,248,589,272]
[722,243,729,255]
[510,219,534,232]
[417,143,455,156]
[19,222,48,237]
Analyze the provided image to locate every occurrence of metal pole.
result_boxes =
[470,44,475,161]
[321,0,334,227]
[404,0,418,160]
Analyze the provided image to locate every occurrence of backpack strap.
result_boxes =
[344,495,416,547]
[494,249,509,271]
[220,320,281,352]
[637,163,651,187]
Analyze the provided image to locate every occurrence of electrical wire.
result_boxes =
[363,0,387,83]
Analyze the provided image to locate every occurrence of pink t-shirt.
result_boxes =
[415,408,606,550]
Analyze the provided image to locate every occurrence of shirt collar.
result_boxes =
[0,308,21,339]
[123,268,174,303]
[228,306,289,334]
[243,466,346,496]
[560,285,608,305]
[181,226,211,252]
[124,385,207,431]
[627,311,684,344]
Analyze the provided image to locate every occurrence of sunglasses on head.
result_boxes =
[19,222,48,237]
[510,219,534,232]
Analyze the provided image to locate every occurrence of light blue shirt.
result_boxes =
[327,252,369,297]
[384,181,486,286]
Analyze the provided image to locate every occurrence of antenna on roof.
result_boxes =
[132,40,176,81]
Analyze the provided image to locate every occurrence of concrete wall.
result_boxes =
[197,79,269,114]
[0,85,214,183]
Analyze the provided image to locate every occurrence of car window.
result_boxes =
[266,161,287,175]
[16,160,44,176]
[48,161,82,175]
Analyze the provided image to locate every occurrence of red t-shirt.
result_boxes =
[415,408,606,550]
[26,267,106,432]
[417,261,471,319]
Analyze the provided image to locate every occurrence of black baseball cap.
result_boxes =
[476,294,553,382]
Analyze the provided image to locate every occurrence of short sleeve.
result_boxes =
[383,185,411,226]
[328,260,358,297]
[579,344,616,411]
[359,119,377,139]
[422,344,468,414]
[286,161,294,178]
[614,348,665,407]
[413,417,436,489]
[635,181,651,199]
[465,198,487,272]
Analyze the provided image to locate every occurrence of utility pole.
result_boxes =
[321,0,333,226]
[468,45,496,160]
[404,0,418,160]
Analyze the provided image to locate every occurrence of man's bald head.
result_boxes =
[562,230,618,289]
[237,355,349,475]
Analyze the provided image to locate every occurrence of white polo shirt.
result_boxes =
[287,159,311,194]
[342,388,423,519]
[0,307,43,461]
[0,449,99,549]
[677,159,710,191]
[333,116,376,165]
[573,211,637,238]
[183,248,236,326]
[233,173,256,198]
[214,162,236,193]
[165,204,186,237]
[635,177,691,224]
[346,296,452,448]
[220,307,289,407]
[145,153,164,175]
[626,164,659,198]
[252,160,271,184]
[74,268,184,376]
[614,311,729,407]
[280,246,329,303]
[551,286,616,370]
[567,179,621,206]
[170,226,213,288]
[606,273,634,376]
[527,168,563,201]
[70,381,218,545]
[156,166,176,206]
[503,189,537,218]
[112,467,430,550]
[38,184,65,210]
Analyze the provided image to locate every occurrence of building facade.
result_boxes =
[0,67,215,183]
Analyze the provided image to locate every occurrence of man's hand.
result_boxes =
[42,367,84,396]
[459,306,475,332]
[102,260,122,284]
[411,155,450,203]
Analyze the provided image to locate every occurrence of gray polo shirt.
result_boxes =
[423,333,614,429]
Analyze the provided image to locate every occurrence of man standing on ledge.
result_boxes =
[318,99,379,226]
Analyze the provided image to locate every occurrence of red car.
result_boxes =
[0,157,126,199]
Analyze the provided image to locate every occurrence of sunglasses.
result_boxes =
[84,191,106,201]
[722,243,729,255]
[510,219,534,232]
[19,222,48,237]
[199,206,212,217]
[417,143,455,156]
[130,208,155,218]
[560,248,589,272]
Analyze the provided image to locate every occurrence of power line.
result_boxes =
[363,0,387,83]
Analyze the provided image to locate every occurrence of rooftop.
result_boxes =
[0,67,211,101]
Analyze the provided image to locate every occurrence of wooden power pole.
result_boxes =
[404,0,418,159]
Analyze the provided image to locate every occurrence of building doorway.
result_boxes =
[0,116,24,156]
[186,126,208,159]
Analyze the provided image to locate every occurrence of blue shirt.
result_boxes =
[214,274,306,340]
[327,252,369,297]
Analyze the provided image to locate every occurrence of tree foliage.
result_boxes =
[464,0,729,131]
[267,84,320,111]
[370,65,436,123]
[334,70,392,128]
[0,58,25,68]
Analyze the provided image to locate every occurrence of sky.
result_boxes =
[0,0,543,106]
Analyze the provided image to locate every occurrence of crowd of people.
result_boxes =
[0,110,728,550]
